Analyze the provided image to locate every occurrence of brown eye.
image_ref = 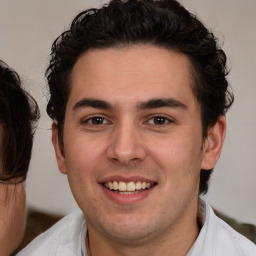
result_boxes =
[148,116,170,125]
[90,117,105,125]
[83,116,110,125]
[153,117,167,125]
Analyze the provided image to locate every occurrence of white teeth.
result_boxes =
[108,182,113,190]
[127,182,135,192]
[113,181,118,190]
[119,191,138,195]
[119,181,126,191]
[104,181,154,192]
[135,181,141,190]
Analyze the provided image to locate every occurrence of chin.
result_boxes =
[99,214,159,244]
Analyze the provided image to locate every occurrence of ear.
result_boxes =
[201,116,226,170]
[52,122,67,175]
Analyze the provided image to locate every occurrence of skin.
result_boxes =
[52,45,226,256]
[0,126,26,256]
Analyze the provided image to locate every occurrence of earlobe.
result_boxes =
[201,116,226,170]
[52,122,67,174]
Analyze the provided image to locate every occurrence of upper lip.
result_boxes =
[99,175,157,184]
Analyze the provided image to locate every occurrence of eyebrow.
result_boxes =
[73,98,112,111]
[72,97,187,112]
[138,98,187,110]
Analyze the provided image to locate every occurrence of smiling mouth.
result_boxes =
[103,181,156,195]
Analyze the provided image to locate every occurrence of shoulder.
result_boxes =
[201,201,256,256]
[17,210,85,256]
[213,212,256,255]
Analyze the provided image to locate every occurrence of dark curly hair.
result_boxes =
[46,0,234,194]
[0,60,40,183]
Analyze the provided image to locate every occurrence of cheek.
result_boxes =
[65,133,106,172]
[147,132,203,181]
[64,136,109,212]
[64,138,100,188]
[149,133,199,162]
[0,183,26,254]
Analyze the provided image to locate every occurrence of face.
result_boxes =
[53,45,225,246]
[0,126,26,255]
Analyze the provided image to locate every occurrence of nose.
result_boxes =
[106,122,147,165]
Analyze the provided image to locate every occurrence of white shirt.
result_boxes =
[187,200,256,255]
[17,210,86,256]
[17,200,256,256]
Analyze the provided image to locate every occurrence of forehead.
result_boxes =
[69,45,197,108]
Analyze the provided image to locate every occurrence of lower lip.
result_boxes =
[101,185,156,204]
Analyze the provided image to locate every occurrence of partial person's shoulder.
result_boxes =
[213,209,256,255]
[17,210,85,256]
[191,200,256,256]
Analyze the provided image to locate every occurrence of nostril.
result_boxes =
[106,144,147,165]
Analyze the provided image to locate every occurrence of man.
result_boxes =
[0,60,39,255]
[18,0,256,255]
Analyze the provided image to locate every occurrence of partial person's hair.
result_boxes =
[0,60,40,183]
[46,0,234,194]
